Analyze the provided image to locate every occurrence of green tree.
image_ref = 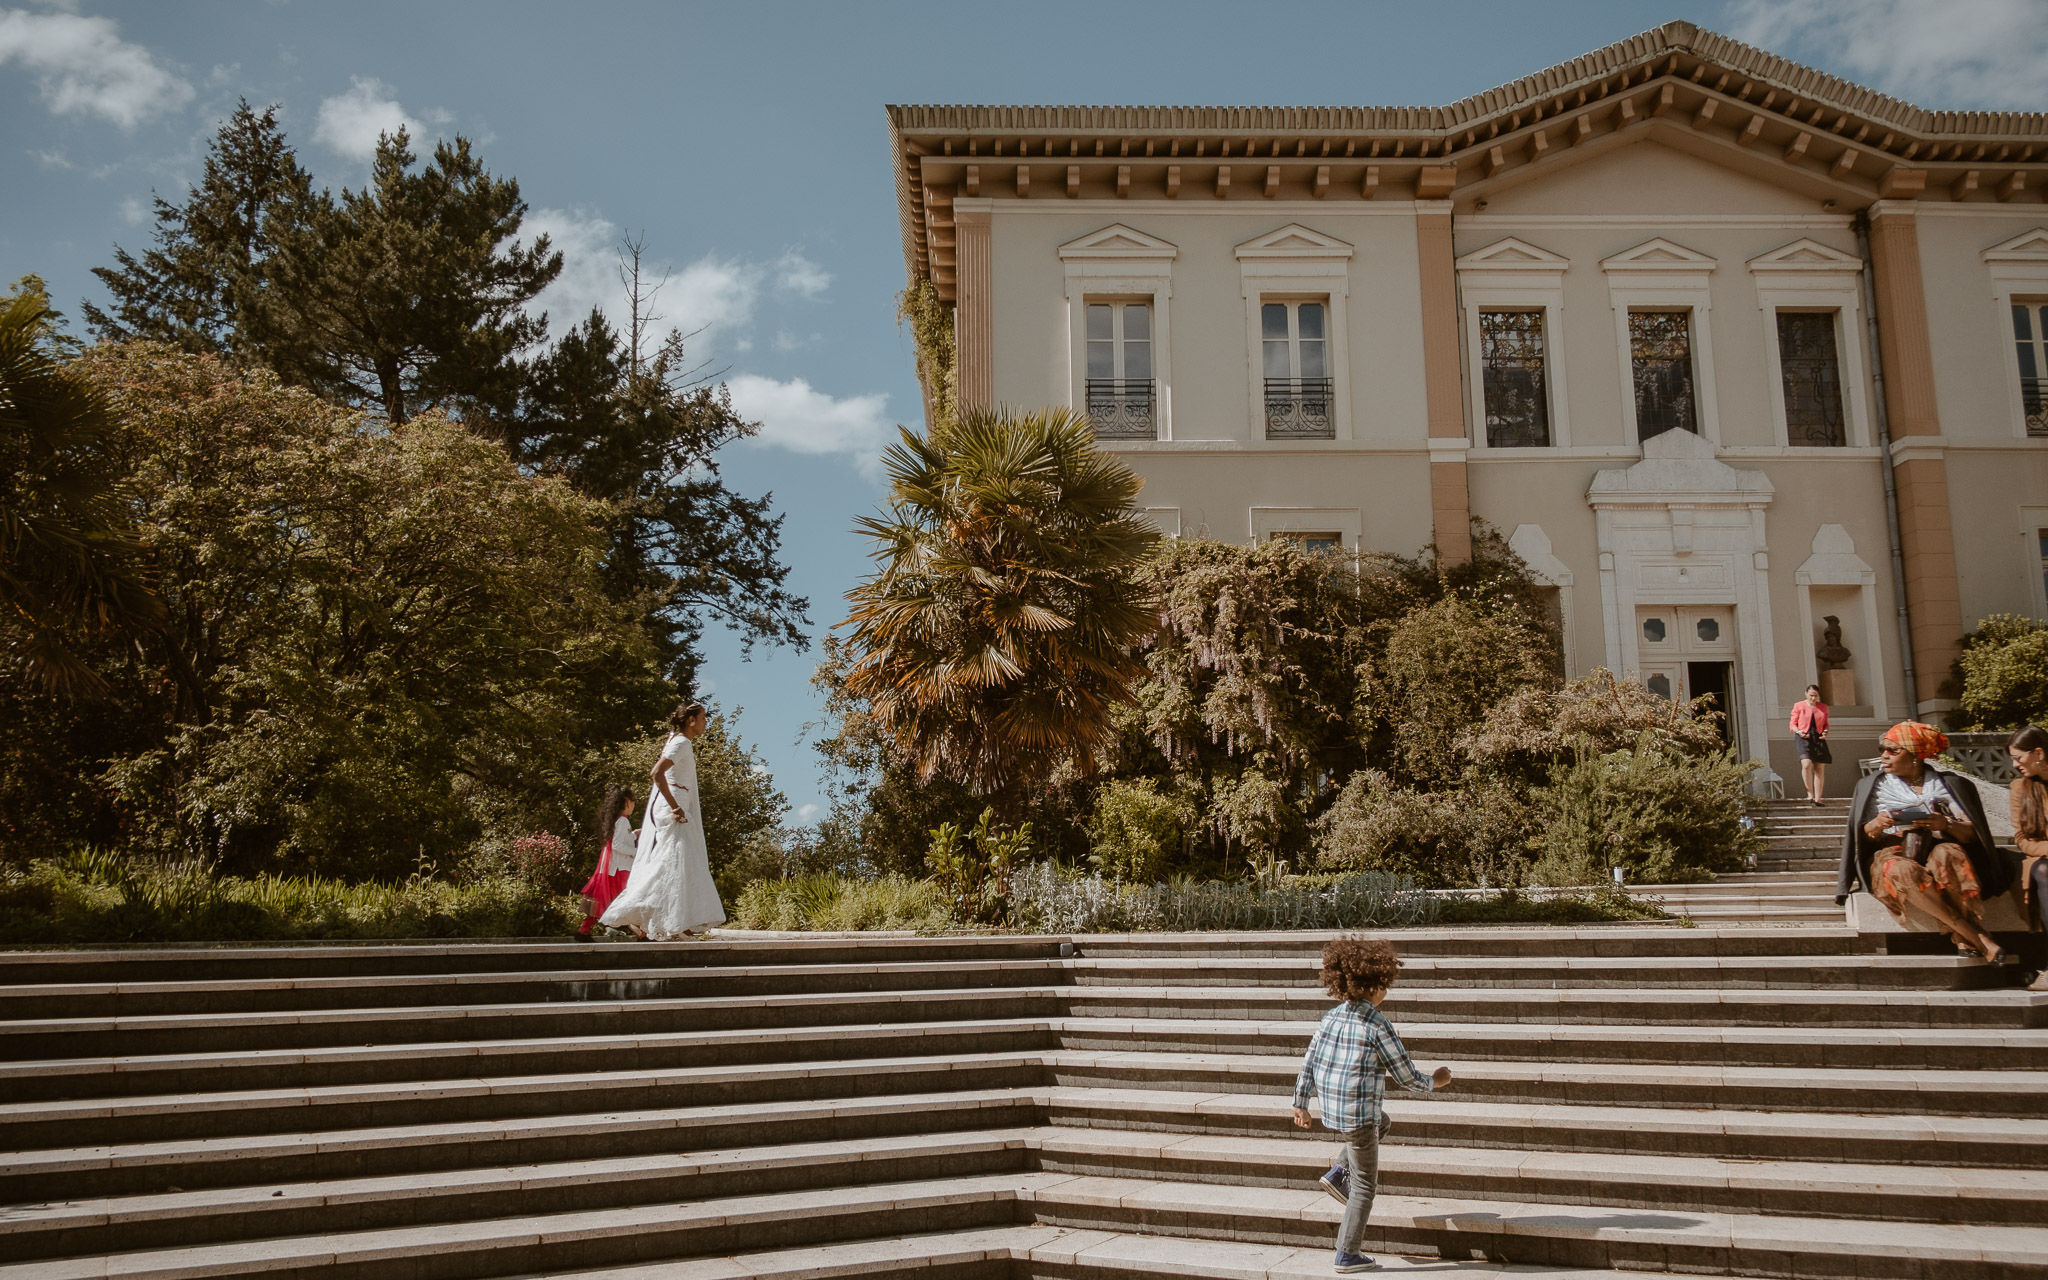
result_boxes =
[84,101,314,357]
[0,279,165,697]
[842,406,1158,813]
[520,312,807,689]
[45,344,666,876]
[1952,614,2048,730]
[252,129,560,427]
[1365,595,1557,787]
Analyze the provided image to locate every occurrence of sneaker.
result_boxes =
[1335,1253,1380,1273]
[1318,1164,1348,1203]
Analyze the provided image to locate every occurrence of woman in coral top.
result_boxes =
[1789,684,1831,804]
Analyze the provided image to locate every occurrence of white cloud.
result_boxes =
[1728,0,2048,110]
[33,147,71,168]
[773,251,831,298]
[0,9,193,127]
[670,255,765,335]
[793,803,823,825]
[313,76,431,160]
[118,194,146,224]
[726,374,894,478]
[524,206,621,331]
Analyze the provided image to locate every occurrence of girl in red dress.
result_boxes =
[577,785,637,938]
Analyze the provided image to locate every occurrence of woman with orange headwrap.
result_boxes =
[1836,721,2013,962]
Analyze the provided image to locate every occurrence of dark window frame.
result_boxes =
[1775,310,1847,447]
[1628,309,1699,442]
[1478,309,1552,448]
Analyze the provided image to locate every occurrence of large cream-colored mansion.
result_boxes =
[886,21,2048,789]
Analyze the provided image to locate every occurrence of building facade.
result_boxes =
[886,21,2048,790]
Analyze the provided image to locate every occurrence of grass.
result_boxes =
[0,849,581,945]
[732,873,956,932]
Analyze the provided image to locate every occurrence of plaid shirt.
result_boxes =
[1292,999,1434,1133]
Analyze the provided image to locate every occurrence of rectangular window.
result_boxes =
[1261,300,1333,438]
[1776,311,1846,446]
[1084,302,1155,439]
[2015,302,2048,438]
[1479,310,1551,447]
[1271,530,1343,553]
[1628,310,1698,441]
[2040,529,2048,605]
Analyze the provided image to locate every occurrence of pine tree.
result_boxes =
[84,101,312,356]
[251,130,561,427]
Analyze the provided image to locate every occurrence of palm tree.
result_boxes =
[0,278,164,696]
[843,406,1159,812]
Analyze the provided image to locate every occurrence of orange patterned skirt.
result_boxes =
[1870,842,1985,931]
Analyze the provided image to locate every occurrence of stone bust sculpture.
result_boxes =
[1817,615,1852,672]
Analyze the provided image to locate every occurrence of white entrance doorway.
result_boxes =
[1636,605,1740,751]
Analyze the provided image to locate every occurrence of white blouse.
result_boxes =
[1874,770,1958,838]
[609,815,637,871]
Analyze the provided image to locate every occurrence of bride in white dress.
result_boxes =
[600,703,726,939]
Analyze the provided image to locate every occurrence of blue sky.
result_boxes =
[4,0,2043,822]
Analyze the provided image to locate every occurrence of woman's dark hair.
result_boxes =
[1805,683,1821,696]
[1319,937,1402,1002]
[667,702,706,732]
[597,784,632,847]
[2012,726,2048,838]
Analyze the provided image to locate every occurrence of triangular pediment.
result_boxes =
[1748,238,1863,274]
[1457,237,1569,272]
[1587,427,1774,504]
[1983,228,2048,264]
[1057,224,1178,260]
[1601,238,1717,273]
[1234,223,1354,259]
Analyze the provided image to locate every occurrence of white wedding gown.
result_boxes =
[599,733,726,939]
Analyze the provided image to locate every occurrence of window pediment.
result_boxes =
[1058,224,1178,260]
[1601,238,1717,274]
[1747,238,1862,276]
[1983,228,2048,265]
[1457,237,1569,274]
[1234,224,1354,260]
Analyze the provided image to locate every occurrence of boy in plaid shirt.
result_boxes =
[1292,937,1451,1273]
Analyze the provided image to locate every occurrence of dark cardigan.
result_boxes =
[1835,762,2013,905]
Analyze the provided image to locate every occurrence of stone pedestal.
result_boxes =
[1820,668,1856,708]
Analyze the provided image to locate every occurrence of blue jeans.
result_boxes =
[1334,1112,1391,1255]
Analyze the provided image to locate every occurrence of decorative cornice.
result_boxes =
[887,20,2048,298]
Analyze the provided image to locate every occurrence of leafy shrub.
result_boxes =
[925,809,1030,923]
[1086,778,1193,883]
[0,851,579,944]
[1528,738,1759,886]
[1462,668,1728,785]
[1433,886,1668,925]
[1364,596,1558,787]
[731,873,955,932]
[1313,771,1530,889]
[1006,861,1437,934]
[1952,614,2048,730]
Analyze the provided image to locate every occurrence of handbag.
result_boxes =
[1805,730,1832,765]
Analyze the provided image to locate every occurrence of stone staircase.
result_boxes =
[1,924,2043,1280]
[1625,799,1850,927]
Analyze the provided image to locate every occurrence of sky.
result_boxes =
[4,0,2045,824]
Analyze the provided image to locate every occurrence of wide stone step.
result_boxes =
[1069,927,1878,960]
[1056,983,2043,1029]
[0,1050,1047,1150]
[0,1172,1037,1280]
[0,958,1068,1022]
[1056,1015,2048,1071]
[1019,1174,2048,1280]
[1031,1126,2048,1224]
[1043,1086,2048,1169]
[1066,953,1993,991]
[0,938,1066,988]
[0,1087,1037,1206]
[0,985,1067,1060]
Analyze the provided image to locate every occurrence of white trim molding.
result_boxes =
[1587,427,1778,783]
[1236,224,1354,443]
[1602,237,1722,448]
[1458,237,1574,450]
[1059,224,1177,439]
[2022,503,2048,619]
[1982,228,2048,442]
[1793,523,1891,721]
[1508,523,1577,677]
[1747,238,1877,450]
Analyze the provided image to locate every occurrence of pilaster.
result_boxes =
[1866,202,1962,705]
[1416,202,1472,564]
[955,209,993,411]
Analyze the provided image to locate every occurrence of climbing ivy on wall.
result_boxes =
[896,279,956,426]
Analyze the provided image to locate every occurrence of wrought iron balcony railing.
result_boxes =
[1264,377,1335,439]
[1085,378,1157,440]
[2024,376,2048,438]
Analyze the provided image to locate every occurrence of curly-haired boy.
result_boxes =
[1291,937,1451,1273]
